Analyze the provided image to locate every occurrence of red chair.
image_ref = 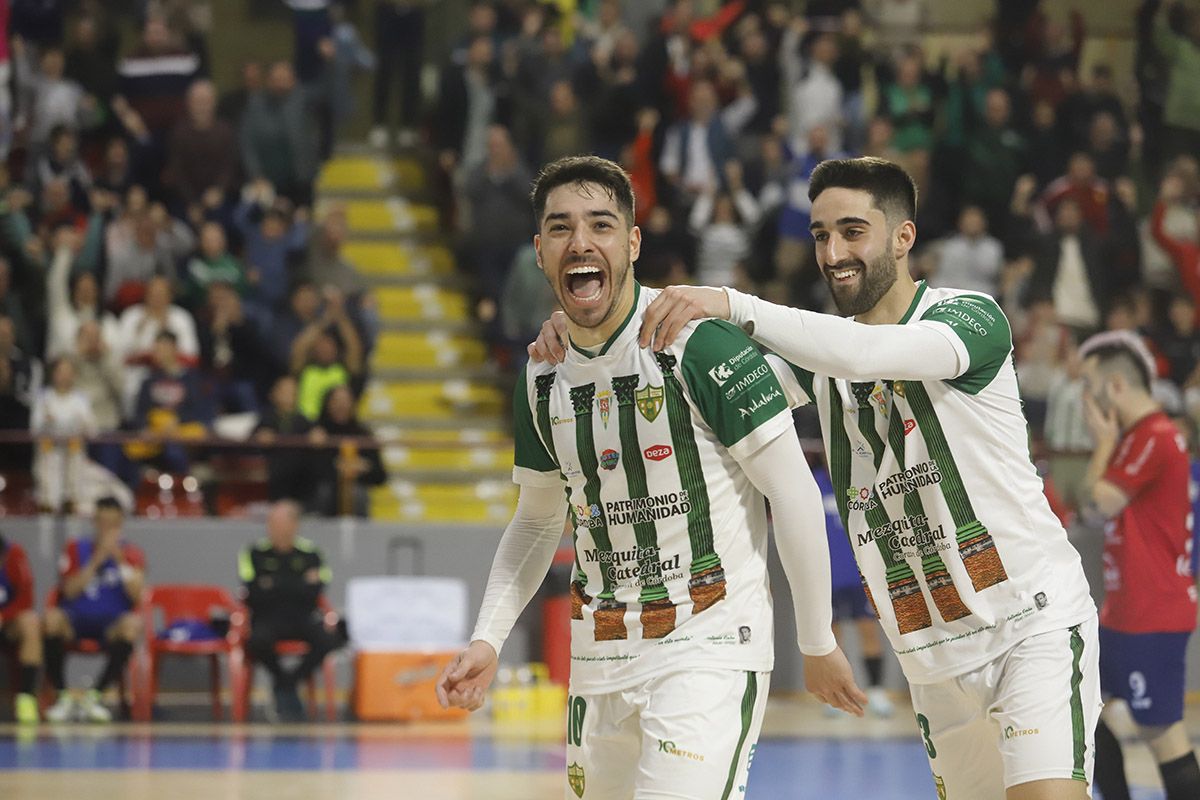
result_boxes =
[139,584,247,722]
[233,595,340,722]
[42,588,145,719]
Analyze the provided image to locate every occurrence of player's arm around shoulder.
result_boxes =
[674,318,794,457]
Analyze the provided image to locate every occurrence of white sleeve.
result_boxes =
[725,288,965,382]
[469,483,567,656]
[735,427,837,656]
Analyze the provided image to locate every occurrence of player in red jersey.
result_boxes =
[1081,334,1200,800]
[0,532,40,723]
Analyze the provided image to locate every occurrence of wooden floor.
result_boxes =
[0,697,1194,799]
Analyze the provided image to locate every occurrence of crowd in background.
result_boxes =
[420,0,1200,515]
[0,0,385,515]
[2,0,1200,523]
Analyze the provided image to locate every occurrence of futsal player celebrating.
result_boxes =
[534,157,1101,800]
[437,156,864,799]
[1080,333,1200,800]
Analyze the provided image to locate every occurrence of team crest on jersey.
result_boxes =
[892,380,906,398]
[871,382,890,415]
[635,384,664,422]
[568,763,586,797]
[600,449,619,470]
[596,390,612,428]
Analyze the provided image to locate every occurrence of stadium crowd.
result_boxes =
[0,0,1198,524]
[0,0,385,516]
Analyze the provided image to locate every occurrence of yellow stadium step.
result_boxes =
[374,285,470,324]
[381,443,512,473]
[362,379,503,421]
[336,198,439,235]
[370,481,518,523]
[316,155,426,195]
[373,332,487,369]
[343,241,454,279]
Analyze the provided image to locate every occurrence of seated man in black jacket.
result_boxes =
[238,500,340,721]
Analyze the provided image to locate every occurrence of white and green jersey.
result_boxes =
[515,284,795,693]
[773,283,1094,684]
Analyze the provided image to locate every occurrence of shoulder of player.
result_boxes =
[917,285,1006,319]
[666,317,754,362]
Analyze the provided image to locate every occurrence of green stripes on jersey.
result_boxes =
[885,390,970,623]
[841,381,931,634]
[612,374,669,603]
[904,381,1010,593]
[657,351,719,575]
[571,382,617,599]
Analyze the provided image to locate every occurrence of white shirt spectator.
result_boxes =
[934,234,1004,296]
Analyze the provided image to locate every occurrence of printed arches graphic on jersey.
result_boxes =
[635,384,664,422]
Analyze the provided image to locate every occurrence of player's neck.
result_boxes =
[1117,396,1160,431]
[568,283,637,348]
[856,270,918,326]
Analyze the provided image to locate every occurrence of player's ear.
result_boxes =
[534,234,544,273]
[628,225,641,263]
[893,220,916,260]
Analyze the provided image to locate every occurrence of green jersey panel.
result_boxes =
[919,294,1013,395]
[513,364,558,474]
[679,320,791,454]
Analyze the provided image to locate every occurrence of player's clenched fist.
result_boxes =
[435,640,500,712]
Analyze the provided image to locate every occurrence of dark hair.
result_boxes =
[1087,343,1152,392]
[154,329,179,345]
[95,496,124,513]
[807,157,917,226]
[530,155,635,229]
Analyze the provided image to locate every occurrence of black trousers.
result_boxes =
[246,614,340,687]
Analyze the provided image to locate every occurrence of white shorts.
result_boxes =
[564,669,770,800]
[908,615,1102,799]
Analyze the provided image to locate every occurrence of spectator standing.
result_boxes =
[933,205,1004,296]
[1154,0,1200,161]
[659,80,734,206]
[780,23,843,157]
[115,14,201,141]
[31,355,94,512]
[432,34,504,176]
[182,221,248,310]
[22,45,96,152]
[0,531,40,724]
[960,88,1027,228]
[253,375,322,503]
[292,287,363,421]
[239,500,340,721]
[688,160,760,289]
[312,384,385,517]
[197,282,265,416]
[234,181,311,313]
[1080,335,1200,800]
[103,202,195,307]
[1029,198,1109,336]
[163,80,238,212]
[240,61,319,206]
[370,0,423,148]
[43,496,145,723]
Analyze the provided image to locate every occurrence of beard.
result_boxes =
[824,248,899,317]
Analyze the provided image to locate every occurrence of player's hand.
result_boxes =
[638,285,730,351]
[1082,395,1119,449]
[528,311,569,364]
[803,647,867,717]
[436,640,500,712]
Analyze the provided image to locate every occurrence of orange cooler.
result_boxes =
[354,651,468,722]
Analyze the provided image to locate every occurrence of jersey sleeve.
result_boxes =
[1104,427,1170,499]
[679,319,795,460]
[766,354,815,409]
[917,293,1013,395]
[512,364,562,488]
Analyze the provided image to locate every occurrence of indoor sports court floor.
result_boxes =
[0,698,1195,799]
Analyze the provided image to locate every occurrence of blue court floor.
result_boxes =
[0,697,1191,800]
